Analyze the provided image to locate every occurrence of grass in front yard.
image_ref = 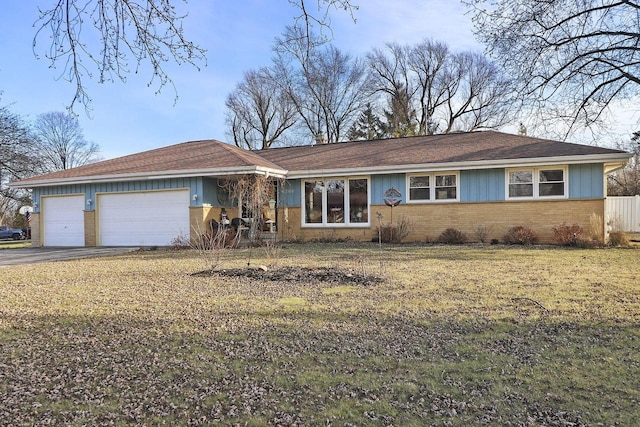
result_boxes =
[0,244,638,425]
[0,240,30,249]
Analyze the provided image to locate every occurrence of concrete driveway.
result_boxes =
[0,247,136,267]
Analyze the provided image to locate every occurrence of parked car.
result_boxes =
[0,226,25,240]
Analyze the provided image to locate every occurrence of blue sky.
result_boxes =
[1,1,636,160]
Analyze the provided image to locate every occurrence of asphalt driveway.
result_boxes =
[0,247,136,267]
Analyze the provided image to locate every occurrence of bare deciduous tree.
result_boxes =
[608,133,640,196]
[465,0,640,137]
[0,101,35,224]
[367,43,418,136]
[31,0,358,112]
[34,0,207,112]
[367,39,514,136]
[0,104,33,181]
[289,0,358,43]
[440,51,515,133]
[408,39,450,135]
[32,112,102,172]
[225,68,298,150]
[274,26,373,143]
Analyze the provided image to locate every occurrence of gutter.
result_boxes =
[286,153,632,179]
[8,152,630,187]
[8,166,288,188]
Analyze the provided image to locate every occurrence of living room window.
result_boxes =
[408,172,458,202]
[507,167,567,199]
[303,178,369,226]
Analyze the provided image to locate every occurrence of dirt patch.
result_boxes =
[192,266,383,286]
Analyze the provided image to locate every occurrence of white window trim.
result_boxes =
[505,166,568,200]
[301,176,371,227]
[406,171,460,203]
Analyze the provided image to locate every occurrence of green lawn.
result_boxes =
[0,244,638,425]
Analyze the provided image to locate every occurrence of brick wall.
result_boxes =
[84,210,96,246]
[277,199,605,244]
[30,213,41,247]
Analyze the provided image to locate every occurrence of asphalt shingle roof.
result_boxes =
[15,139,285,184]
[12,131,629,186]
[255,131,627,171]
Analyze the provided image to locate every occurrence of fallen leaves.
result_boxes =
[0,244,638,425]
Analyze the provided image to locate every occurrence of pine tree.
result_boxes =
[346,103,386,141]
[382,88,418,138]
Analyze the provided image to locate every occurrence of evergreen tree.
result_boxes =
[382,88,418,138]
[346,104,386,141]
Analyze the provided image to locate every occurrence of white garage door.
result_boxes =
[42,195,85,246]
[98,190,190,246]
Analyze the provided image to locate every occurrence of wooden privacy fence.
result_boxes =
[606,196,640,232]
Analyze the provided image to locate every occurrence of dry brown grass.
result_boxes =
[0,244,638,425]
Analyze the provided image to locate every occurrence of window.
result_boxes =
[435,174,457,200]
[409,176,430,200]
[408,172,458,202]
[304,181,323,223]
[507,167,566,199]
[508,170,533,197]
[349,179,368,223]
[539,169,565,196]
[303,178,369,226]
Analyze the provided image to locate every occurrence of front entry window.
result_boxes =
[326,180,345,223]
[304,181,323,223]
[349,179,368,223]
[303,178,369,226]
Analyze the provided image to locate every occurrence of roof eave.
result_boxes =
[8,166,288,188]
[8,152,629,187]
[286,153,632,178]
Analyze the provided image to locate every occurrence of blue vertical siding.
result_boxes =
[371,174,405,205]
[460,169,505,202]
[33,178,201,212]
[280,180,301,207]
[202,177,217,206]
[28,163,606,214]
[569,164,603,199]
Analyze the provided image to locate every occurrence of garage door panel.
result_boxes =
[42,195,85,246]
[98,191,189,246]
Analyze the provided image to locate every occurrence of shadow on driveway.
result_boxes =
[0,247,137,267]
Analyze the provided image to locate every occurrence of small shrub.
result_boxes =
[474,225,490,243]
[575,237,605,249]
[376,225,399,243]
[262,239,282,265]
[490,238,500,245]
[608,231,630,247]
[437,228,468,244]
[503,226,538,245]
[589,213,605,243]
[190,224,240,272]
[311,230,350,243]
[170,234,191,249]
[375,215,411,243]
[552,223,583,246]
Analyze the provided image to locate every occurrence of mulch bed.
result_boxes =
[191,266,383,285]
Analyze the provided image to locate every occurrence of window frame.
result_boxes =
[301,176,370,227]
[505,166,568,200]
[406,171,460,203]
